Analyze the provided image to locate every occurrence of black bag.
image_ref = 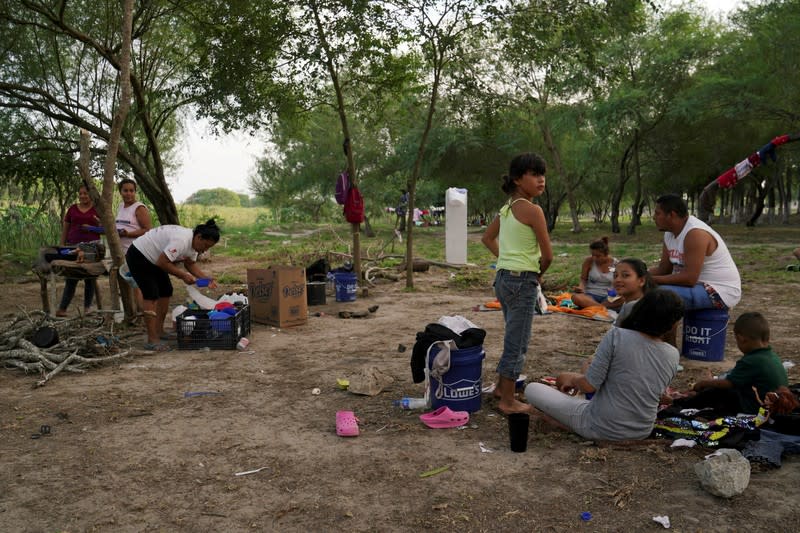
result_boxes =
[410,323,486,383]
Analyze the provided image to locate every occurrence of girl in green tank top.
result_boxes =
[481,153,554,415]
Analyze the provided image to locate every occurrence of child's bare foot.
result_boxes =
[493,381,502,400]
[497,398,533,415]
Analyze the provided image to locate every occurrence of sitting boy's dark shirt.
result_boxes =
[726,346,788,414]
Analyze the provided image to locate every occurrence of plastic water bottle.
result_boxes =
[393,397,427,410]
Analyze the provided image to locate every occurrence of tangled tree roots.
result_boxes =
[1,309,149,387]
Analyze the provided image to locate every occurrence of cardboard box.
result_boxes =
[247,267,307,328]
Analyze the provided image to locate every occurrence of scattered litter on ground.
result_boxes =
[234,466,268,476]
[652,515,671,528]
[479,442,494,453]
[419,465,450,478]
[347,366,394,396]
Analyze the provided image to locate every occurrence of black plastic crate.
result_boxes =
[176,304,250,350]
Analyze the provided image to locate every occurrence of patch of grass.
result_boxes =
[206,213,800,295]
[215,270,246,285]
[449,266,494,290]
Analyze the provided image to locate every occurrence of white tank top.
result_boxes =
[585,259,615,297]
[115,201,146,253]
[663,216,741,307]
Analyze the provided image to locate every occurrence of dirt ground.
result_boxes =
[2,250,800,532]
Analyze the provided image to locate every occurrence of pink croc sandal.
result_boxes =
[336,410,359,437]
[419,406,469,429]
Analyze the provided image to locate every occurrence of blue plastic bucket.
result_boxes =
[334,272,357,302]
[682,308,729,362]
[428,344,485,413]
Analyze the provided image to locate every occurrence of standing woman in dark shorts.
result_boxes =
[115,178,152,313]
[481,153,553,414]
[125,219,220,351]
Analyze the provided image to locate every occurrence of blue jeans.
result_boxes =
[494,269,539,379]
[59,277,95,311]
[660,283,716,311]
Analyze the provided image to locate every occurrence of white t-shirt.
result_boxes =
[131,225,197,264]
[663,216,741,307]
[115,201,146,253]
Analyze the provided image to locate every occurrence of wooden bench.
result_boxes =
[33,258,106,315]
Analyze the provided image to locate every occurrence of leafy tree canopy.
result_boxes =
[184,188,242,207]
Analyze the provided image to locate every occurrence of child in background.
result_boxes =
[571,237,621,310]
[481,153,553,414]
[676,312,788,415]
[613,258,657,326]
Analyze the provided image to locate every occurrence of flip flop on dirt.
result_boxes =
[336,410,360,437]
[419,406,469,429]
[143,342,172,352]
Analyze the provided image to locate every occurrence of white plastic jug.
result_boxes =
[445,187,468,264]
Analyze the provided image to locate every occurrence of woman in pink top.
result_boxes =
[56,184,100,317]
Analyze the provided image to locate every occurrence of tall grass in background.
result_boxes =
[203,206,800,296]
[4,199,798,294]
[0,205,61,260]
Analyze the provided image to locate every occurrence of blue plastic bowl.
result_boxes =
[208,311,231,332]
[196,278,211,287]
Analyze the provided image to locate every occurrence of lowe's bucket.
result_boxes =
[333,272,357,302]
[682,308,729,362]
[428,344,485,413]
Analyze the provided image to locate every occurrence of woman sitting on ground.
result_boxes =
[524,289,685,441]
[612,258,656,326]
[571,236,621,310]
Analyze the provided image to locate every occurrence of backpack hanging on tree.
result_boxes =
[335,170,350,205]
[344,184,365,224]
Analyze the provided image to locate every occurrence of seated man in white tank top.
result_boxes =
[649,193,741,313]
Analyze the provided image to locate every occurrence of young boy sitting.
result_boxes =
[681,312,788,415]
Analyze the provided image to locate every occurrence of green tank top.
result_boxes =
[496,199,541,273]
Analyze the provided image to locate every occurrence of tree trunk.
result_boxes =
[540,121,581,233]
[626,130,643,235]
[310,0,361,283]
[405,55,444,289]
[80,0,136,319]
[610,139,634,234]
